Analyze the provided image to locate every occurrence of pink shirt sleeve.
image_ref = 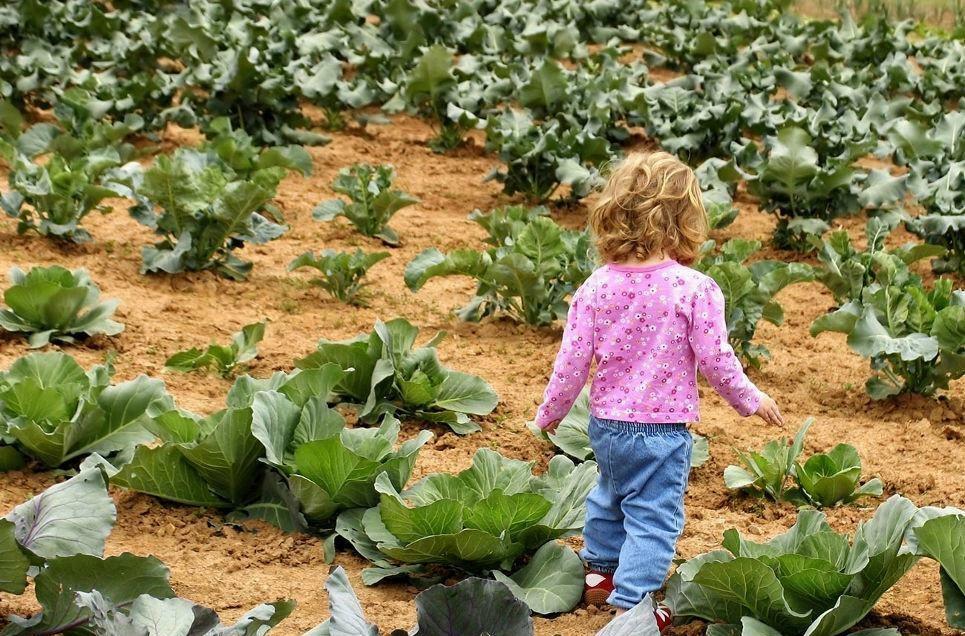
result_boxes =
[689,278,763,417]
[534,285,595,428]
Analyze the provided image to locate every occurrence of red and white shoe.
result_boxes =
[654,603,673,633]
[583,570,615,606]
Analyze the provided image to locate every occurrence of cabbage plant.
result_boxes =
[311,566,535,636]
[313,164,418,246]
[249,388,432,526]
[666,495,927,636]
[104,366,345,512]
[0,265,124,348]
[297,318,498,434]
[405,206,594,326]
[165,321,266,377]
[335,449,596,613]
[725,418,883,507]
[811,278,964,399]
[288,248,389,306]
[0,468,296,634]
[0,352,169,468]
[903,507,965,630]
[101,365,432,531]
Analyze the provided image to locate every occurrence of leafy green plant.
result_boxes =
[165,321,266,377]
[0,146,125,243]
[405,206,593,326]
[640,77,744,162]
[98,364,433,532]
[666,495,930,636]
[397,44,478,152]
[335,449,595,614]
[312,566,535,635]
[810,278,964,399]
[312,164,418,246]
[199,115,313,222]
[725,418,883,507]
[0,352,169,468]
[201,117,313,180]
[811,217,945,306]
[0,468,296,634]
[172,1,330,147]
[739,127,905,251]
[1,91,142,163]
[696,239,814,368]
[98,366,344,514]
[126,148,289,280]
[0,265,124,347]
[297,318,498,434]
[889,111,965,276]
[288,249,389,306]
[528,387,710,468]
[904,508,965,630]
[483,109,608,201]
[249,387,432,528]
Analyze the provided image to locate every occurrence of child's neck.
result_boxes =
[616,253,673,267]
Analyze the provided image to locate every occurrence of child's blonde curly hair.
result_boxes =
[589,151,708,265]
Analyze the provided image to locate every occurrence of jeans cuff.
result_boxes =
[586,562,617,574]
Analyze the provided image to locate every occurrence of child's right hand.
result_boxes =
[755,394,785,427]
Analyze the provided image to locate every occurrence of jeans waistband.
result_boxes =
[591,417,687,435]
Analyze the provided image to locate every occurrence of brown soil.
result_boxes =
[0,114,962,635]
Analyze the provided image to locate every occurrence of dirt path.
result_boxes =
[0,115,961,635]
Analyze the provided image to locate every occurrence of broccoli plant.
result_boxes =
[405,206,594,326]
[725,418,883,507]
[640,77,744,163]
[288,248,388,306]
[200,116,313,185]
[0,266,124,348]
[297,318,498,434]
[695,238,813,368]
[126,148,288,280]
[811,217,945,306]
[165,321,266,377]
[0,147,125,244]
[396,44,481,152]
[889,111,965,276]
[312,164,418,246]
[739,127,905,251]
[811,278,964,399]
[483,110,608,202]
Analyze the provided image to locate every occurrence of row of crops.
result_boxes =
[2,0,963,264]
[0,0,963,634]
[1,345,963,634]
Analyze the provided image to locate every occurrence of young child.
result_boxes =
[534,151,784,631]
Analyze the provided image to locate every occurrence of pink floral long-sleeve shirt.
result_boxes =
[535,260,763,428]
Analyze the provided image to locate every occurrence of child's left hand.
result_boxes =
[540,419,561,434]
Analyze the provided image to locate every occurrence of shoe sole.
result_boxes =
[584,588,611,606]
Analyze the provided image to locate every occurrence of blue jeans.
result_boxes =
[580,417,693,609]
